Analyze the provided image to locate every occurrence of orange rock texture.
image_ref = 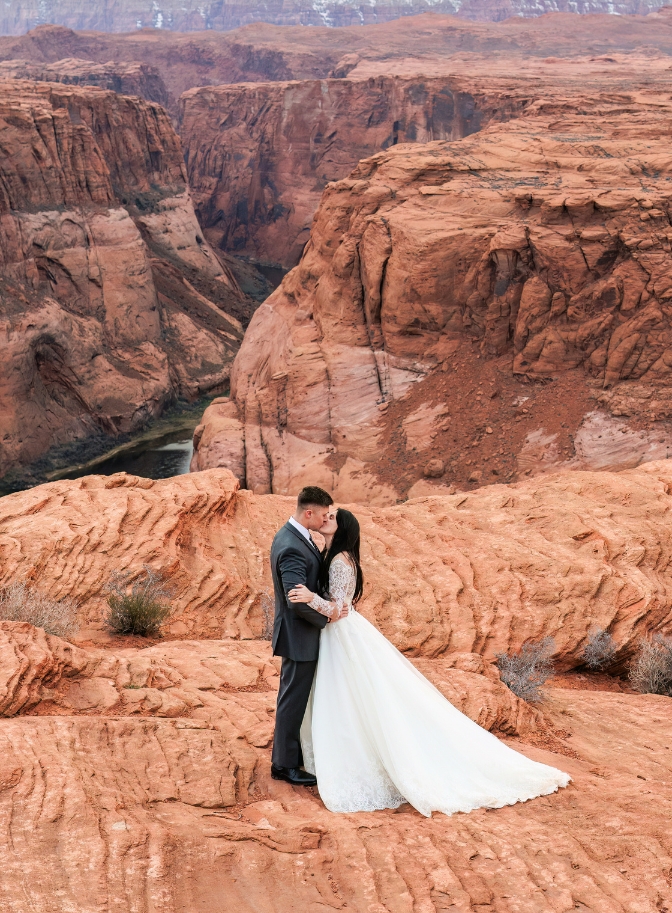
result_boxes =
[193,85,672,500]
[1,468,672,909]
[2,464,672,665]
[0,80,251,489]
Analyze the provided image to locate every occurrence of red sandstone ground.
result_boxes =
[0,467,671,909]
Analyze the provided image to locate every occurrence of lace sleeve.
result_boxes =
[308,557,355,619]
[308,592,337,618]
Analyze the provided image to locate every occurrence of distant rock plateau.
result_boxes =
[0,0,668,35]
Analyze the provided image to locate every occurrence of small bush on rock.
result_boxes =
[582,628,618,671]
[0,581,79,639]
[496,637,555,703]
[105,566,172,637]
[630,635,672,696]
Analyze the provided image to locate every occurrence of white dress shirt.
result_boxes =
[288,516,312,542]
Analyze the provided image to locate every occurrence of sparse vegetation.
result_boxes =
[105,566,173,637]
[0,581,79,639]
[496,637,555,703]
[629,635,672,697]
[582,628,618,671]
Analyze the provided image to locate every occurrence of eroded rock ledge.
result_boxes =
[1,463,671,664]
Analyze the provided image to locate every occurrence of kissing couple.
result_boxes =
[269,486,570,816]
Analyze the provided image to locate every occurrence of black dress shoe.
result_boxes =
[271,765,317,786]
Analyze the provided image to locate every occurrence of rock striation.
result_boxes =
[2,464,672,665]
[0,80,252,489]
[179,76,529,268]
[0,470,672,908]
[194,87,672,500]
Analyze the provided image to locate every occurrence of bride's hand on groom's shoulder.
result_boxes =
[287,584,314,603]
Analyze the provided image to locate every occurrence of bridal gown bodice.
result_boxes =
[300,555,570,817]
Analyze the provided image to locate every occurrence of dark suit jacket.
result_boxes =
[270,521,328,661]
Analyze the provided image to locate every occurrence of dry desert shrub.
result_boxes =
[105,566,173,637]
[582,627,618,671]
[496,636,555,703]
[629,635,672,697]
[0,581,79,639]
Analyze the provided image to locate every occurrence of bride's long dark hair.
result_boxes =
[318,508,364,604]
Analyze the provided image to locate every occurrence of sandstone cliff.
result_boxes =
[0,468,671,908]
[0,56,169,104]
[180,76,529,268]
[0,80,252,490]
[0,0,666,35]
[192,86,672,501]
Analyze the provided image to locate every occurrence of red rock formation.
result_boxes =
[4,13,672,107]
[0,56,169,103]
[0,80,252,489]
[2,464,672,665]
[180,76,529,267]
[0,472,672,907]
[192,85,672,500]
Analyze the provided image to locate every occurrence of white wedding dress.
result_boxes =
[300,555,571,816]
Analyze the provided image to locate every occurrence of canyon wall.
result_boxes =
[180,76,530,268]
[0,80,252,490]
[191,86,672,501]
[0,0,666,35]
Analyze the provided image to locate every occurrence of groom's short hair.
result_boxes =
[297,486,333,509]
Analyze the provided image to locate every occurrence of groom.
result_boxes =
[270,485,335,786]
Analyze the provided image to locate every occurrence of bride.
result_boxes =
[288,507,570,816]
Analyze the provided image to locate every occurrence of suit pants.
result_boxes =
[272,657,317,768]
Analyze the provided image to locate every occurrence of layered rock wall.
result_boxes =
[5,14,672,109]
[0,80,250,488]
[193,90,672,500]
[180,76,529,267]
